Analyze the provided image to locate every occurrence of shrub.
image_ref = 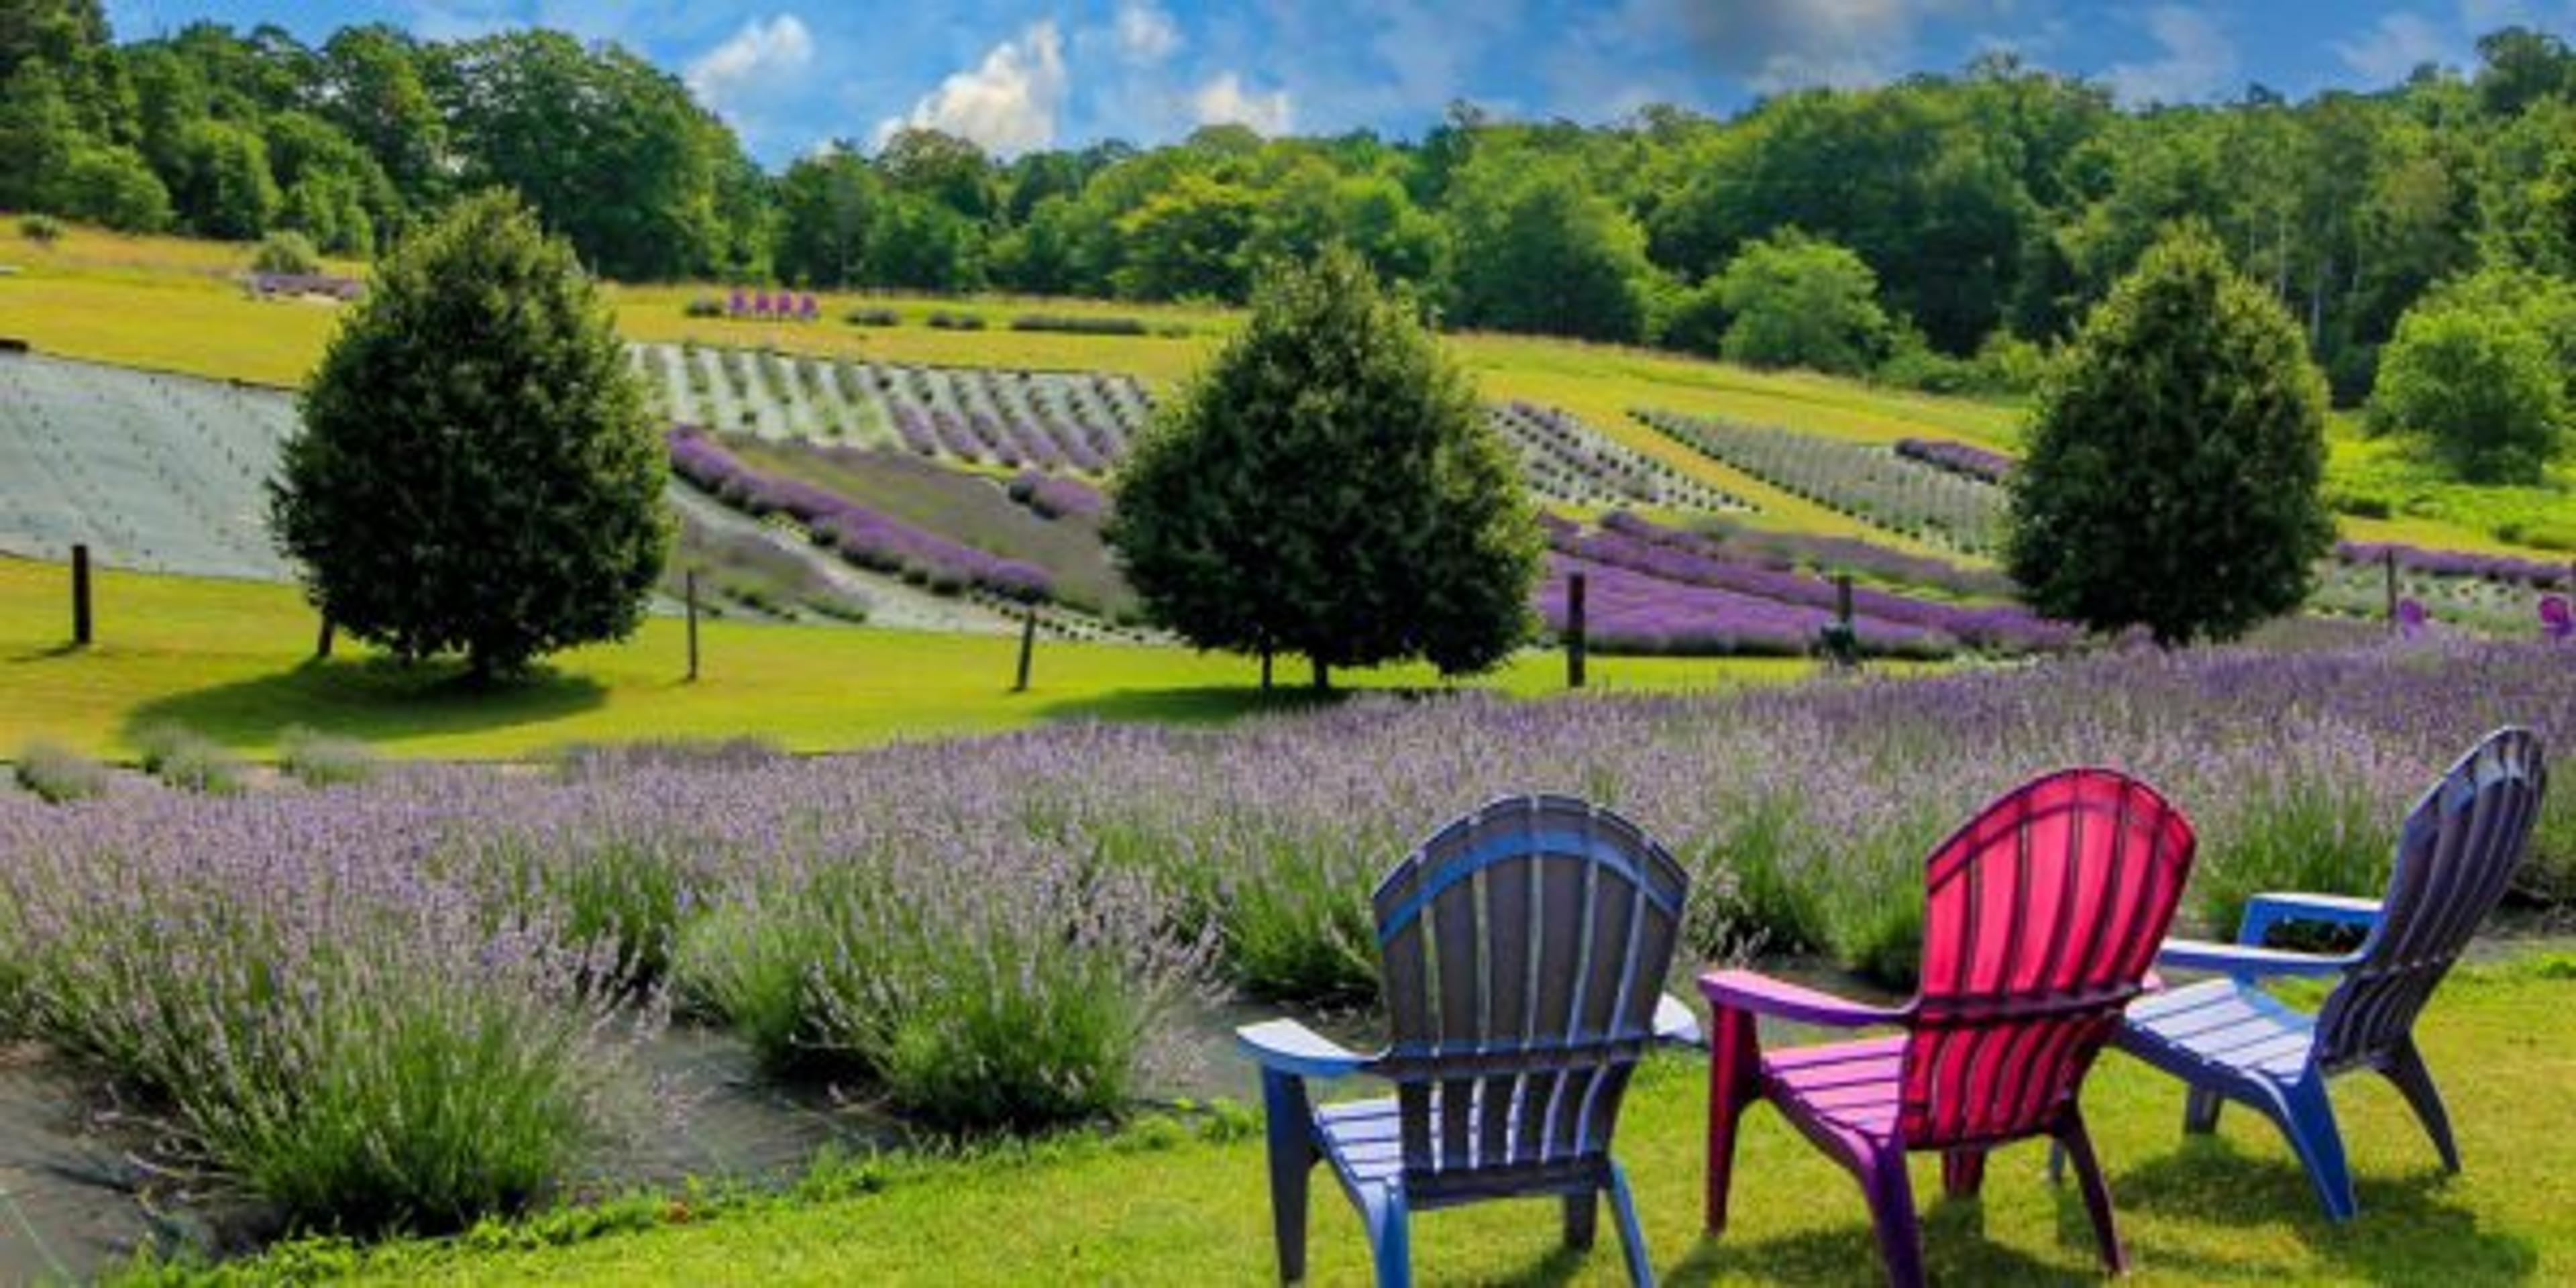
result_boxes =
[133,723,245,795]
[2008,225,2334,645]
[1110,246,1541,687]
[682,296,725,318]
[1009,314,1149,336]
[17,213,63,246]
[2369,292,2565,485]
[924,311,986,331]
[272,191,671,679]
[1714,229,1892,376]
[13,741,107,803]
[250,229,322,276]
[278,725,380,788]
[845,306,900,327]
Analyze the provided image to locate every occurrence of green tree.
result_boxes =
[1446,154,1652,341]
[249,227,319,274]
[270,192,670,678]
[774,144,879,287]
[1713,230,1892,375]
[170,117,278,238]
[2006,226,2332,644]
[1112,172,1256,300]
[2369,284,2567,484]
[55,143,169,229]
[1108,247,1539,688]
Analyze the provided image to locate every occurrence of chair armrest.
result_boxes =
[1653,991,1702,1046]
[1698,969,1907,1028]
[1237,1019,1373,1080]
[2157,938,2356,979]
[2237,892,2382,947]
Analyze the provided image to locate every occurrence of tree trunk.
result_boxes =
[1260,646,1273,692]
[1310,657,1330,692]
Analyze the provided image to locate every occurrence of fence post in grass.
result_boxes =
[1566,572,1588,690]
[2383,549,2399,632]
[684,570,701,682]
[70,543,91,647]
[1013,605,1036,693]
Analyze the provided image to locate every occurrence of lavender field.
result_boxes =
[0,635,2565,1238]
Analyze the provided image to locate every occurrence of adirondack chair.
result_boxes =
[2114,727,2549,1221]
[1238,795,1699,1287]
[1701,769,2197,1287]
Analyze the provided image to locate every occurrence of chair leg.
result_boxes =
[1564,1189,1599,1250]
[1705,1004,1761,1234]
[2054,1110,2127,1275]
[1258,1070,1318,1283]
[1362,1183,1413,1288]
[2379,1037,2461,1174]
[2184,1085,2225,1135]
[1860,1150,1926,1288]
[1941,1148,1987,1199]
[2269,1075,2359,1222]
[1607,1161,1657,1286]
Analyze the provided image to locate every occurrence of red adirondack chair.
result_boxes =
[1701,769,2198,1287]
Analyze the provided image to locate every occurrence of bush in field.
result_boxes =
[133,723,244,795]
[17,213,63,245]
[1110,246,1542,687]
[1714,229,1892,376]
[250,229,322,276]
[272,191,670,680]
[2008,226,2332,645]
[2369,273,2571,484]
[13,741,107,803]
[278,725,380,787]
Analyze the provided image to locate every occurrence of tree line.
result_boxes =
[6,4,2576,419]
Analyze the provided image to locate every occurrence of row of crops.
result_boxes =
[635,341,1734,515]
[1636,408,2007,555]
[0,353,293,580]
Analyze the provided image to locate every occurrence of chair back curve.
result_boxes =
[1371,794,1688,1194]
[2316,728,2548,1069]
[1902,768,2198,1149]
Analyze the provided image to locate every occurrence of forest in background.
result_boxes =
[5,1,2576,411]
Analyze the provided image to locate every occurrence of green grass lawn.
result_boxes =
[133,951,2576,1286]
[0,556,1806,760]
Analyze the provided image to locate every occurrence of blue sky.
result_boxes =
[101,1,2576,165]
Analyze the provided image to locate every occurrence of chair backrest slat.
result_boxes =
[1902,769,2196,1149]
[2316,729,2548,1069]
[1371,796,1686,1181]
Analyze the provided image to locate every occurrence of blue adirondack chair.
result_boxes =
[2114,727,2549,1220]
[1238,795,1699,1287]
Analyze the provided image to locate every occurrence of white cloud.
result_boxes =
[686,13,815,111]
[1114,1,1183,64]
[2103,7,2239,105]
[877,21,1069,156]
[2335,12,2457,81]
[1190,71,1295,134]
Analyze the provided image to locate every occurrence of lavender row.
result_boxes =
[1894,437,2017,484]
[669,428,1053,601]
[2335,540,2574,590]
[1009,470,1110,522]
[1491,402,1747,513]
[1583,511,2078,653]
[1639,409,2008,553]
[1541,553,1955,658]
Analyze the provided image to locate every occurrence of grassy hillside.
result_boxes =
[0,556,1804,760]
[1,219,2561,559]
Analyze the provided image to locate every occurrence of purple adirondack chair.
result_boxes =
[1702,769,2198,1287]
[727,287,747,318]
[799,292,820,321]
[1238,796,1699,1287]
[2543,594,2573,643]
[2114,727,2549,1221]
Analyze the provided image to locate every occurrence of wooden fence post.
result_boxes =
[1566,572,1588,690]
[684,570,700,682]
[1836,573,1855,631]
[70,544,91,647]
[2384,549,2399,631]
[1013,606,1036,693]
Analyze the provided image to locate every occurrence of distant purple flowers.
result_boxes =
[727,288,821,322]
[1009,470,1108,522]
[1895,437,2017,484]
[2335,541,2574,590]
[671,427,1052,600]
[1537,511,2077,656]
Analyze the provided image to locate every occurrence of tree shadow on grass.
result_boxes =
[1033,684,1353,728]
[2112,1134,2537,1285]
[123,656,607,753]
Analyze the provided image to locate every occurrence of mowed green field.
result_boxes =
[0,556,1805,761]
[8,220,2559,559]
